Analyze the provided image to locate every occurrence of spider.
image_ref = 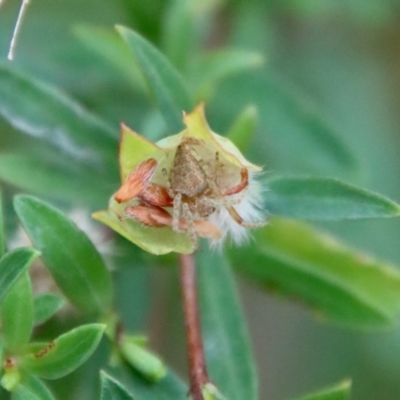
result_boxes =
[114,137,263,244]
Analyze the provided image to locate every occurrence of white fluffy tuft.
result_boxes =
[207,171,267,250]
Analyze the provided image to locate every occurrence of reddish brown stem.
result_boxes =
[179,253,209,400]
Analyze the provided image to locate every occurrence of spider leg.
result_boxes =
[173,193,184,233]
[223,168,249,196]
[162,167,175,198]
[227,206,267,228]
[182,202,197,245]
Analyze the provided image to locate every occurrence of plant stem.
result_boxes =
[179,253,209,400]
[8,0,31,60]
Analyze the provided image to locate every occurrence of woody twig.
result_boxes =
[179,253,209,400]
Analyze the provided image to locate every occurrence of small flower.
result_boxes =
[93,103,266,255]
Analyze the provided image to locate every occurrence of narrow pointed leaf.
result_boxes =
[262,74,358,175]
[22,324,105,379]
[228,217,400,328]
[214,72,357,176]
[100,371,135,400]
[1,272,34,352]
[197,252,257,400]
[0,190,5,258]
[113,364,187,400]
[116,26,193,132]
[14,195,112,315]
[162,0,195,72]
[128,371,187,400]
[34,294,65,325]
[0,153,110,207]
[0,247,39,303]
[73,25,146,93]
[12,374,55,400]
[162,0,220,72]
[267,176,400,220]
[293,380,351,400]
[0,66,117,170]
[12,386,42,400]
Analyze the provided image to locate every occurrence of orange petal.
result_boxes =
[125,205,172,228]
[126,204,221,239]
[192,220,222,238]
[140,184,174,207]
[149,211,221,238]
[114,158,158,203]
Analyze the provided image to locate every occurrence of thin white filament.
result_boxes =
[7,0,30,61]
[0,0,6,8]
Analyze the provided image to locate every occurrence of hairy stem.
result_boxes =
[8,0,31,60]
[179,253,209,400]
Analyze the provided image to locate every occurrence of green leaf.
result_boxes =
[260,74,358,175]
[73,25,146,93]
[226,105,258,153]
[126,371,187,400]
[0,153,110,208]
[12,374,55,400]
[293,380,351,400]
[14,195,113,315]
[22,323,105,379]
[116,25,194,132]
[266,176,400,220]
[212,72,357,176]
[1,272,34,352]
[0,247,39,303]
[162,0,222,73]
[34,294,65,325]
[0,189,5,258]
[12,387,39,400]
[197,251,257,400]
[192,50,264,100]
[0,66,117,171]
[228,217,400,329]
[161,0,197,73]
[100,371,135,400]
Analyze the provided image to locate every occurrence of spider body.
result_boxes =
[115,137,263,245]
